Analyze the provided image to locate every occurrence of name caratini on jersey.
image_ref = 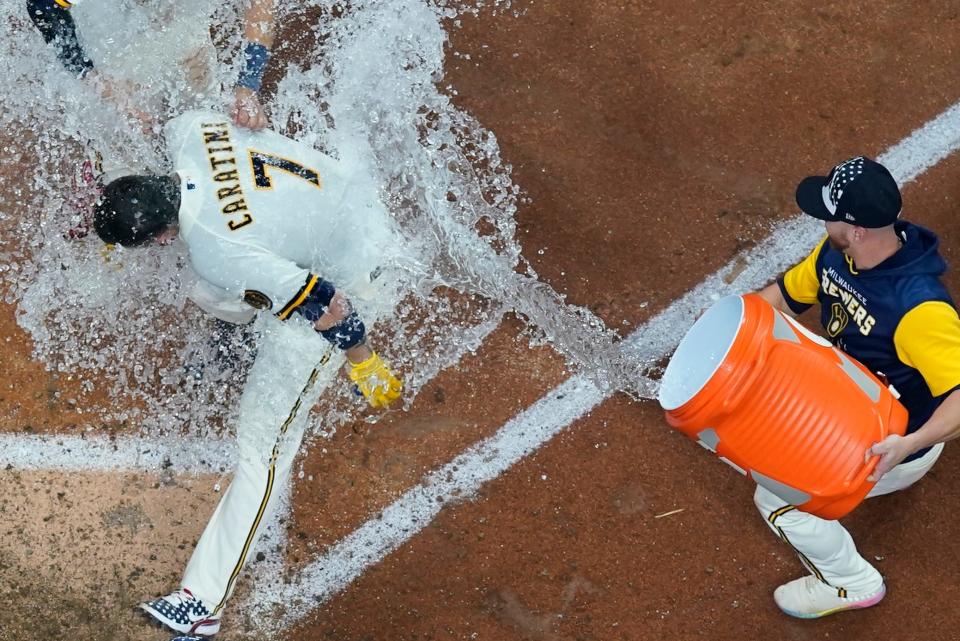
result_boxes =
[201,121,253,231]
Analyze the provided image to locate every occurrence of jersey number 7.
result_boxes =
[249,151,322,190]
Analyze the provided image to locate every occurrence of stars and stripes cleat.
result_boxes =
[140,588,221,636]
[774,575,886,619]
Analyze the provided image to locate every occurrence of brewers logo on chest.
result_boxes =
[826,302,850,337]
[820,267,876,336]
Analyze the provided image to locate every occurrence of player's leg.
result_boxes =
[754,485,885,618]
[142,252,406,635]
[754,442,943,619]
[141,318,338,635]
[187,319,338,613]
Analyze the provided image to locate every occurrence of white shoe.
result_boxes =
[774,575,885,619]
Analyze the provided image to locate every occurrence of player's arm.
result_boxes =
[868,301,960,478]
[26,0,93,77]
[231,0,276,130]
[242,0,276,48]
[240,262,401,408]
[282,274,402,409]
[26,0,154,130]
[756,282,795,316]
[757,236,827,316]
[275,274,367,355]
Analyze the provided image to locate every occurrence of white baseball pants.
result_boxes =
[754,442,944,595]
[179,260,402,618]
[182,317,340,616]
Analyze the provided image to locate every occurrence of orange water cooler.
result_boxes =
[658,294,906,519]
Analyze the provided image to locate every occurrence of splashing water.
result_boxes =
[0,0,627,444]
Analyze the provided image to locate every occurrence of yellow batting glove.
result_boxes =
[348,351,402,408]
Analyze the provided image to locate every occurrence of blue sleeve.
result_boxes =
[318,313,366,350]
[26,0,93,77]
[288,276,366,350]
[288,276,337,323]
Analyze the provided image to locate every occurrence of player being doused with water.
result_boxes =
[91,109,405,637]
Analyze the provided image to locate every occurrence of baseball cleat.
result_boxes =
[774,575,886,619]
[140,587,221,636]
[169,637,205,641]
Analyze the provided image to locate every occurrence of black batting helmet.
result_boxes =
[93,175,180,246]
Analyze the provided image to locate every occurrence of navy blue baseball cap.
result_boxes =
[795,156,902,228]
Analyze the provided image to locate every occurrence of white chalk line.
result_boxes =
[0,433,236,474]
[243,97,960,629]
[620,101,960,376]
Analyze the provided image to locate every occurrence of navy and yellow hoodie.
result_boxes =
[777,221,960,462]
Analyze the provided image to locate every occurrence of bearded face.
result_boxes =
[825,221,852,252]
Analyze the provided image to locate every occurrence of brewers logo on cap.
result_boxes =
[243,290,273,310]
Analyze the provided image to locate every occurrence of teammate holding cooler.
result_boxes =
[92,109,404,638]
[754,156,960,618]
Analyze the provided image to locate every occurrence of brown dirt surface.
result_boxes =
[5,2,960,641]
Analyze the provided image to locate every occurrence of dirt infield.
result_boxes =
[5,2,960,641]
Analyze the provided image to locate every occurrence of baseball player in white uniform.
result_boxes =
[93,109,404,638]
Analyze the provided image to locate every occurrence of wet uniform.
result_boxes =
[164,109,402,621]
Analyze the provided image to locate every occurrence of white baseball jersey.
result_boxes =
[165,110,398,319]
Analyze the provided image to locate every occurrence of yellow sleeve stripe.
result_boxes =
[782,236,827,305]
[54,0,73,7]
[894,301,960,397]
[276,274,318,320]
